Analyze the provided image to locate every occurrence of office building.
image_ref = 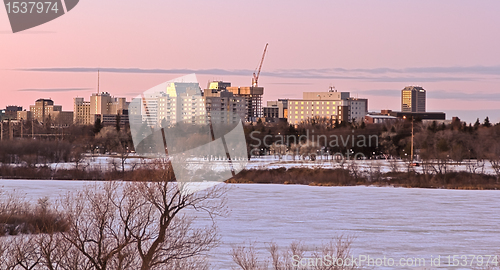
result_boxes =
[366,109,445,123]
[204,81,246,124]
[401,86,426,112]
[226,85,264,121]
[287,89,367,125]
[263,99,288,121]
[364,114,398,124]
[3,106,22,120]
[74,92,129,125]
[22,99,73,126]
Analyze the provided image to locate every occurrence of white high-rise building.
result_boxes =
[131,82,207,128]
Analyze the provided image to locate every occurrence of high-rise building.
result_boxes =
[157,82,207,126]
[287,89,368,125]
[226,86,263,121]
[401,86,426,112]
[129,82,208,128]
[348,98,368,124]
[23,99,73,126]
[74,98,91,125]
[74,92,129,125]
[204,81,246,124]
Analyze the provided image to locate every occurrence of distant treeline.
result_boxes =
[228,167,500,190]
[1,116,500,188]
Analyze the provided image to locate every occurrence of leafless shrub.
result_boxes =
[231,242,269,270]
[232,236,360,270]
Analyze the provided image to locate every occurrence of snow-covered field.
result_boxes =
[247,155,499,176]
[2,154,498,177]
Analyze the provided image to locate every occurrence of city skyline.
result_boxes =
[2,1,500,124]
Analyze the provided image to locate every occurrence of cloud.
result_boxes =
[355,89,500,101]
[267,82,314,85]
[428,91,500,101]
[18,66,489,82]
[17,88,92,92]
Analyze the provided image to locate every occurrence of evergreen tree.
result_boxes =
[483,116,492,128]
[115,114,121,132]
[474,118,480,130]
[93,118,103,135]
[428,121,437,132]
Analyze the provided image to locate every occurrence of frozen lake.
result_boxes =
[1,180,499,269]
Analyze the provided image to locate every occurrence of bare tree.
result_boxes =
[127,163,226,270]
[59,182,134,270]
[0,236,42,270]
[299,141,321,161]
[270,143,287,161]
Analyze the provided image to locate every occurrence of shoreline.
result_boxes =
[1,166,499,190]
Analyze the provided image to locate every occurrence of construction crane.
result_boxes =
[252,43,268,87]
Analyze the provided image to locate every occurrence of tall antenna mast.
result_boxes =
[97,69,100,93]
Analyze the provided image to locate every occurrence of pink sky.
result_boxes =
[1,0,500,123]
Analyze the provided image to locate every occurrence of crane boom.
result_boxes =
[252,43,268,87]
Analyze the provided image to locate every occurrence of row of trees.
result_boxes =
[248,116,500,160]
[2,116,500,178]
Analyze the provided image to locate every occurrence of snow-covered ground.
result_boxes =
[1,181,499,269]
[246,155,499,175]
[2,154,498,176]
